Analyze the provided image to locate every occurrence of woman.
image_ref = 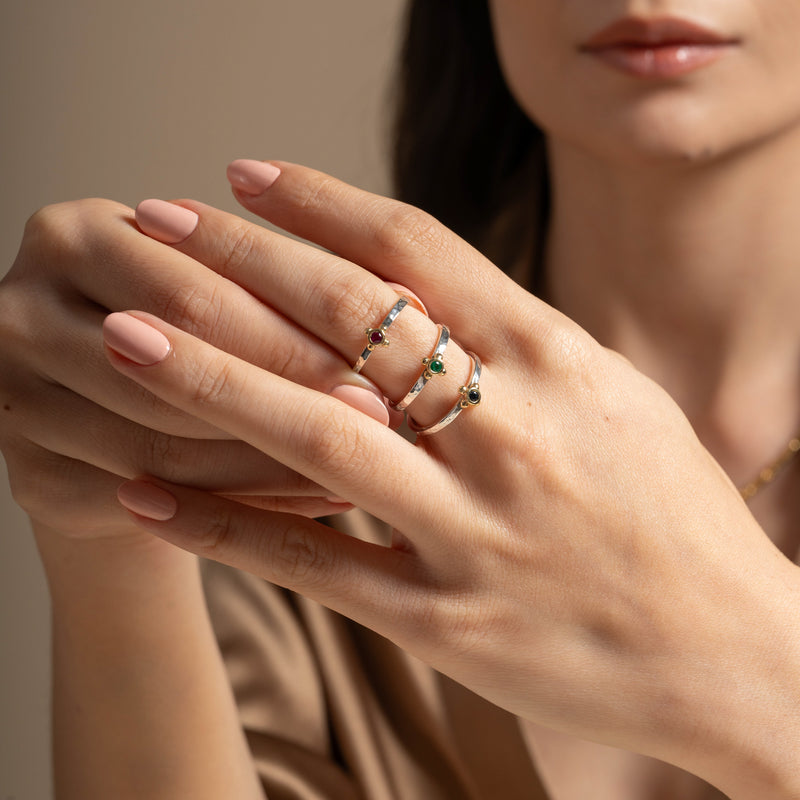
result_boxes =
[1,1,799,798]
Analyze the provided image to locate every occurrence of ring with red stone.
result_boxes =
[352,296,409,373]
[391,324,449,411]
[408,352,482,435]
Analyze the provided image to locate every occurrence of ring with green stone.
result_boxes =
[408,352,482,436]
[391,324,449,411]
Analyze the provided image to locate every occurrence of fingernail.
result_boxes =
[325,496,350,505]
[227,159,282,196]
[118,480,177,521]
[330,384,390,426]
[386,283,428,316]
[135,199,199,244]
[103,312,171,365]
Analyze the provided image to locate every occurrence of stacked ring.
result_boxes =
[409,353,482,435]
[352,297,409,373]
[391,325,449,411]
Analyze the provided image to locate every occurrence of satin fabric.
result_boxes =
[202,508,550,799]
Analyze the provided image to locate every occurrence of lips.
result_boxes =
[580,17,740,78]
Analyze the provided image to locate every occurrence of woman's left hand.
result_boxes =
[107,161,800,797]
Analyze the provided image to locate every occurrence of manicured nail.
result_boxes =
[386,283,428,316]
[330,384,390,426]
[135,199,199,244]
[227,159,282,196]
[103,312,171,365]
[118,480,177,521]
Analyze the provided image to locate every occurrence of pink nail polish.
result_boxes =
[227,159,282,196]
[103,313,171,365]
[135,199,199,244]
[118,480,177,521]
[330,384,390,426]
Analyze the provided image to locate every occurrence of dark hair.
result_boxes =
[392,0,549,279]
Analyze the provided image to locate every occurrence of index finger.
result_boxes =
[223,161,534,345]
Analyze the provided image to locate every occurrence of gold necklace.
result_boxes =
[739,434,800,501]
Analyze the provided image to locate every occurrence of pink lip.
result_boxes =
[580,17,740,78]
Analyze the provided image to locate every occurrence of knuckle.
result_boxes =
[536,320,598,378]
[373,203,452,264]
[198,503,236,556]
[22,203,77,250]
[270,521,332,590]
[555,330,594,373]
[190,353,237,409]
[137,428,184,479]
[307,259,389,340]
[499,307,600,376]
[159,281,226,341]
[310,266,369,331]
[398,586,484,658]
[293,174,341,215]
[216,220,259,277]
[296,399,365,479]
[25,198,129,260]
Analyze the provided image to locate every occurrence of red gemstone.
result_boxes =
[369,330,384,345]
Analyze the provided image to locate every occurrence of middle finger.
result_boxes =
[140,200,474,429]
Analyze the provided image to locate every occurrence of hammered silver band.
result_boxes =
[408,352,482,435]
[352,297,409,373]
[391,324,450,411]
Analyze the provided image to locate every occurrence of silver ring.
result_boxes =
[409,352,482,435]
[391,325,449,411]
[352,297,409,373]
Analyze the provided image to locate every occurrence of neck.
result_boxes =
[543,132,800,488]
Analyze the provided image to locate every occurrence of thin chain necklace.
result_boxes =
[739,433,800,501]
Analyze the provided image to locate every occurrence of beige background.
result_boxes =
[0,2,405,796]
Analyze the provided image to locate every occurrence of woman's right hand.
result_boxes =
[0,198,391,539]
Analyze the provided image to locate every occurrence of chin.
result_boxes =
[547,97,750,169]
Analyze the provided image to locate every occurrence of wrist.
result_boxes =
[673,558,800,798]
[33,522,200,608]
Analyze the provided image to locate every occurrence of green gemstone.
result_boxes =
[429,358,444,374]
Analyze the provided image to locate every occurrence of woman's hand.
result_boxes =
[106,161,800,796]
[0,195,402,538]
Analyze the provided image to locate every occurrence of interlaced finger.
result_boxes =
[103,311,450,534]
[136,200,477,431]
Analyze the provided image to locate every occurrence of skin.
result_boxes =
[2,2,800,798]
[488,0,800,795]
[0,193,390,798]
[104,164,800,799]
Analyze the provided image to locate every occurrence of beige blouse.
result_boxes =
[201,508,550,799]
